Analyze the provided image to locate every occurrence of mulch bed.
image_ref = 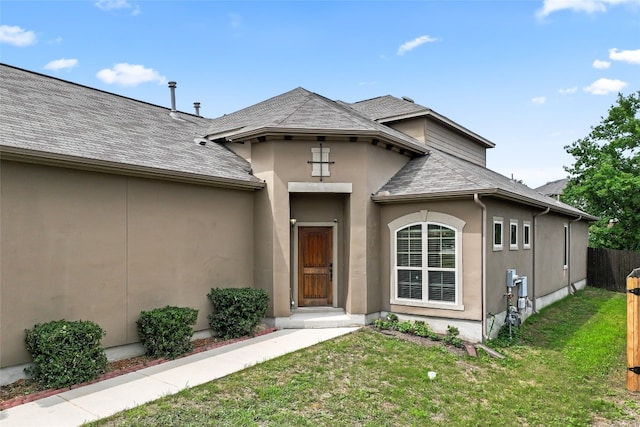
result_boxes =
[373,327,474,358]
[0,327,278,410]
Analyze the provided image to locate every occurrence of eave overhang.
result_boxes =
[208,126,429,155]
[0,146,265,191]
[372,187,597,221]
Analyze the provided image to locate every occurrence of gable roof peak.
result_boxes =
[204,87,428,154]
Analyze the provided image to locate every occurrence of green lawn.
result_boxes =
[87,287,638,427]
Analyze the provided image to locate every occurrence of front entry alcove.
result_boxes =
[289,192,348,310]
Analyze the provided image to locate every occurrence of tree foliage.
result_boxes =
[562,91,640,251]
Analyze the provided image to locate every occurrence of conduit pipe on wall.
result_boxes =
[532,207,550,313]
[473,194,488,341]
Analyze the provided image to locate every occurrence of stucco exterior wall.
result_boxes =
[0,160,254,367]
[484,199,589,317]
[379,199,483,321]
[250,138,409,317]
[484,199,535,316]
[533,213,571,299]
[569,220,589,285]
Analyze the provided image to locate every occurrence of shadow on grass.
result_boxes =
[519,286,625,351]
[517,286,627,381]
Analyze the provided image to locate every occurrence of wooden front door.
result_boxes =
[298,227,333,307]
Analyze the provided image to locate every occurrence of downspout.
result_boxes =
[568,215,583,294]
[532,207,550,312]
[473,194,488,341]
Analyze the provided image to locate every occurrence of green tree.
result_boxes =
[562,91,640,251]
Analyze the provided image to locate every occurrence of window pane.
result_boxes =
[510,224,517,245]
[441,254,455,268]
[427,224,455,268]
[428,271,455,302]
[563,225,568,267]
[397,225,422,268]
[494,222,502,245]
[397,269,422,300]
[524,225,530,245]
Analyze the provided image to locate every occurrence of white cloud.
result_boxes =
[592,59,611,69]
[96,63,166,86]
[44,58,78,71]
[532,96,547,104]
[609,48,640,64]
[559,87,578,94]
[584,78,628,95]
[95,0,130,10]
[95,0,140,14]
[536,0,640,18]
[397,35,438,56]
[0,25,36,47]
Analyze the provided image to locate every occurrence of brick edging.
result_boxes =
[0,327,278,410]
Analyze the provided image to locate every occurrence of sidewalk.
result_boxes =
[0,327,359,427]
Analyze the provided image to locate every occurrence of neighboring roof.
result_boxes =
[373,148,596,220]
[535,178,568,196]
[205,87,428,155]
[347,95,495,149]
[0,64,263,189]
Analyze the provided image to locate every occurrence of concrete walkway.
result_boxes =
[0,328,359,427]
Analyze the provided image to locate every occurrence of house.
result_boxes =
[535,178,569,200]
[0,64,596,382]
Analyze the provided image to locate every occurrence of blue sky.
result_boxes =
[1,0,639,188]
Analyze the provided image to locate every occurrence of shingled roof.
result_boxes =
[535,178,568,197]
[348,95,495,149]
[0,64,263,189]
[373,147,596,220]
[205,87,428,155]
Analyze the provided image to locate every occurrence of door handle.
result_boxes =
[329,263,333,281]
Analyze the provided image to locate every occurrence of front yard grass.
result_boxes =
[87,287,638,426]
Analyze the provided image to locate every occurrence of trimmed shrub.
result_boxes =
[25,319,107,389]
[207,287,269,340]
[443,325,464,348]
[136,306,199,359]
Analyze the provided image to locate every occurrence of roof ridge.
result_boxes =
[275,88,315,126]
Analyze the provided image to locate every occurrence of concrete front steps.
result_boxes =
[269,307,368,329]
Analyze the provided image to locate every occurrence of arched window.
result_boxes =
[389,211,464,310]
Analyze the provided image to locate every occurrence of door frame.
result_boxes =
[292,222,338,309]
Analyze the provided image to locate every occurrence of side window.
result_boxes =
[563,224,569,269]
[493,217,503,251]
[523,221,531,249]
[510,220,518,250]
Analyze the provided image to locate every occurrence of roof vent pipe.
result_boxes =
[194,102,201,116]
[168,81,177,112]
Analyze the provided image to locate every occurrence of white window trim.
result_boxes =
[523,221,531,249]
[509,219,519,250]
[493,217,503,251]
[388,210,465,311]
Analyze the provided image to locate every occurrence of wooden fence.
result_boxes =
[587,247,640,292]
